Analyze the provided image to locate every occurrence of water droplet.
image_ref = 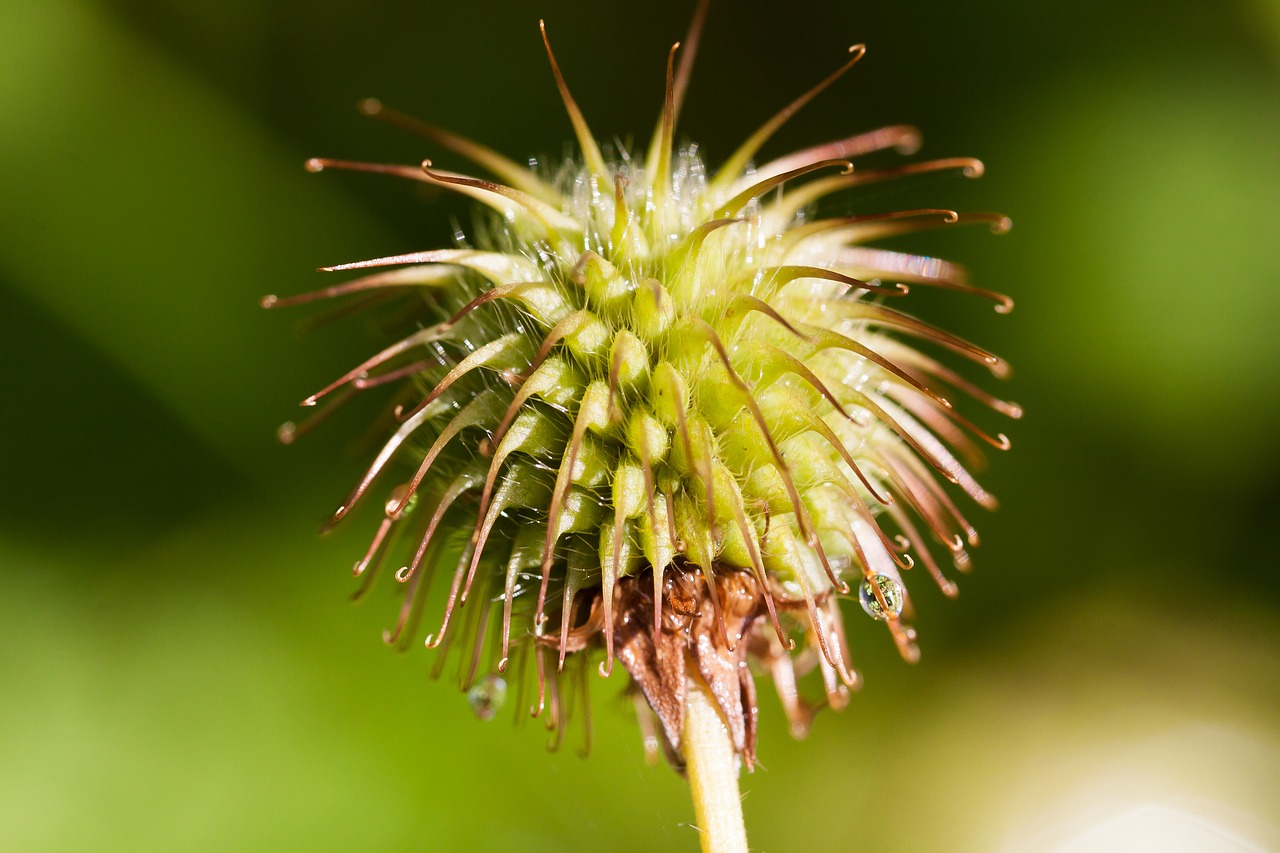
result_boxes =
[858,574,905,621]
[642,734,661,764]
[467,675,507,721]
[826,554,853,577]
[385,483,418,519]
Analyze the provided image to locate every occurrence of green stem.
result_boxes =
[682,675,749,853]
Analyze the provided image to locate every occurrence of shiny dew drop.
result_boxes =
[467,675,507,721]
[858,574,905,621]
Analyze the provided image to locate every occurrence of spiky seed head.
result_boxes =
[268,8,1018,768]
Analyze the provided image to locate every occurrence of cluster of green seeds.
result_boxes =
[268,16,1016,763]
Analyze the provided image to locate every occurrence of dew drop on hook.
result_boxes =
[858,574,905,621]
[385,482,418,519]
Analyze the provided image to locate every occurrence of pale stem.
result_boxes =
[682,674,749,853]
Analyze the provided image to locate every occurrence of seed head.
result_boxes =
[268,7,1018,768]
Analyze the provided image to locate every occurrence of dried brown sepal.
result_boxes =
[609,564,844,771]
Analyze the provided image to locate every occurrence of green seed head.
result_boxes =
[269,9,1018,768]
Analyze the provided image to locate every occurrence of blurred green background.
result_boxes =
[2,1,1278,850]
